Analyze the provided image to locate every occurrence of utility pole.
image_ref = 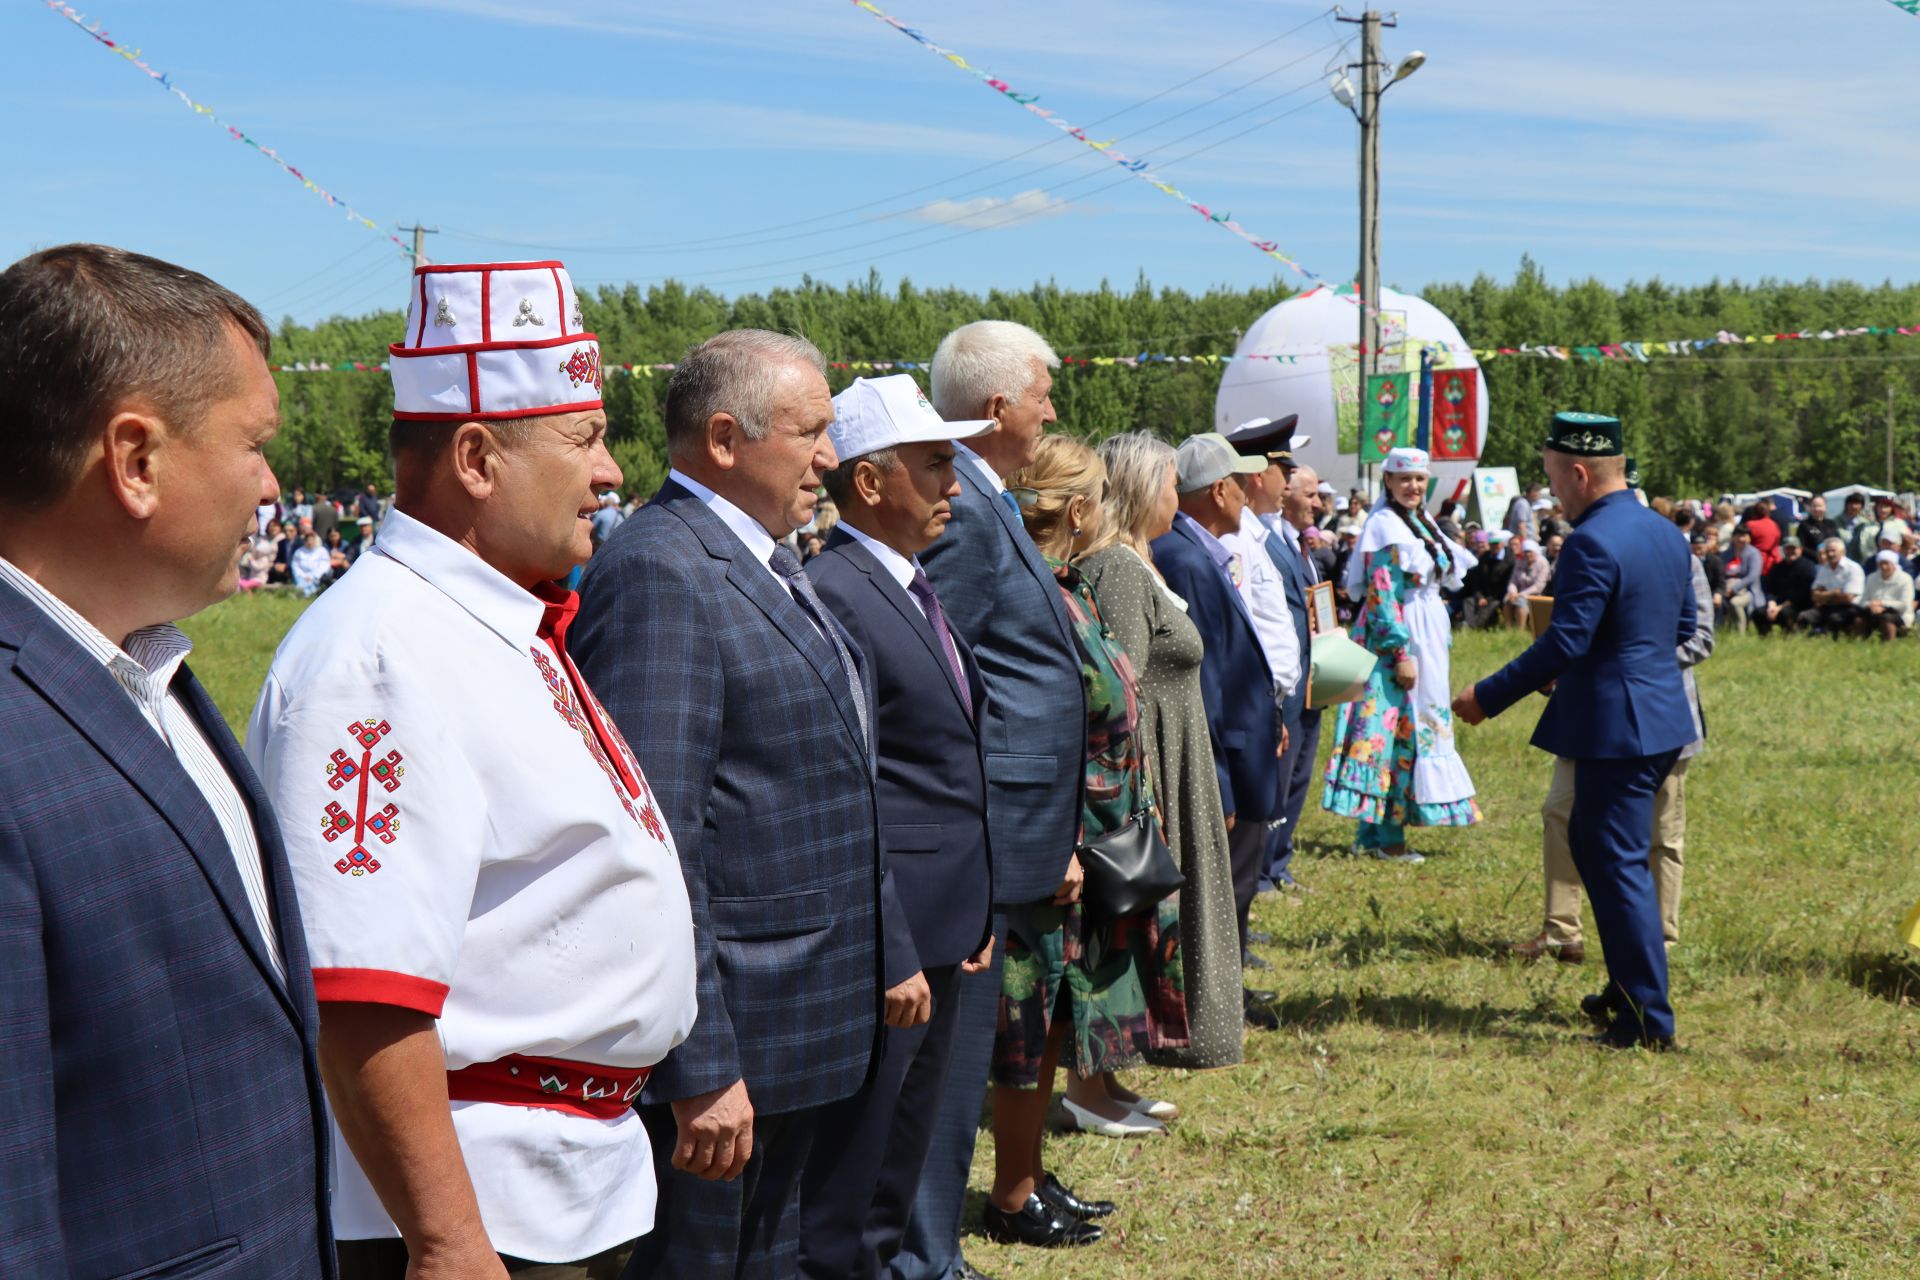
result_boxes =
[398,223,438,271]
[1333,10,1420,494]
[1888,381,1897,491]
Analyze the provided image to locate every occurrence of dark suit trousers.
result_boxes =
[892,918,1003,1280]
[1267,706,1322,883]
[799,964,963,1280]
[623,1103,819,1280]
[1570,752,1681,1042]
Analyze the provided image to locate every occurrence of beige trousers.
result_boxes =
[1727,590,1753,633]
[1542,755,1689,948]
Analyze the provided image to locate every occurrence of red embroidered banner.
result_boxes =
[1429,368,1479,460]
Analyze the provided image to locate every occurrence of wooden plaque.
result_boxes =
[1307,581,1339,636]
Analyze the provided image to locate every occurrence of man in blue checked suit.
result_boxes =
[902,321,1090,1279]
[0,244,331,1278]
[1455,412,1698,1051]
[572,330,881,1280]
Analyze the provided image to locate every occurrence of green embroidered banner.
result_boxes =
[1360,372,1412,462]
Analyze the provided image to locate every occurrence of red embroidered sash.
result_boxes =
[446,1053,649,1120]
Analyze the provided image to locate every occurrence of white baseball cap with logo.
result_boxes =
[829,374,995,461]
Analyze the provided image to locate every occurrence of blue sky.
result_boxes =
[6,0,1917,329]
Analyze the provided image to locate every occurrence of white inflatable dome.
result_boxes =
[1214,283,1490,503]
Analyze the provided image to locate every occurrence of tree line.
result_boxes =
[267,258,1920,499]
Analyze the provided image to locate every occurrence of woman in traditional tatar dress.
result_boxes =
[1322,447,1481,862]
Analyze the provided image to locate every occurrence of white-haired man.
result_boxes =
[901,321,1096,1273]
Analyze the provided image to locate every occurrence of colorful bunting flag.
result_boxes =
[1360,373,1411,462]
[846,1,1376,321]
[1429,368,1478,460]
[41,2,413,260]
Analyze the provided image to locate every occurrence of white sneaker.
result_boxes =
[1061,1097,1165,1137]
[1370,847,1426,864]
[1126,1096,1179,1122]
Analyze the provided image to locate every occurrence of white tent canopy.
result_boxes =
[1214,283,1491,501]
[1823,483,1896,506]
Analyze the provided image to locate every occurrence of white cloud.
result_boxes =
[908,188,1076,229]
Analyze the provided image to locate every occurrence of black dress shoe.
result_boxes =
[1579,991,1616,1028]
[980,1194,1103,1247]
[1244,985,1277,1004]
[953,1258,1002,1280]
[1246,929,1274,945]
[1038,1171,1116,1220]
[1242,950,1274,971]
[1243,989,1281,1030]
[1589,1029,1675,1052]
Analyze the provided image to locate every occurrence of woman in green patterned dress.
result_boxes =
[983,435,1190,1248]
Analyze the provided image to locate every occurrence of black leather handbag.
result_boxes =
[1076,791,1185,921]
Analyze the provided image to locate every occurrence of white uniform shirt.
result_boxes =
[1813,556,1866,602]
[0,555,282,977]
[1218,506,1302,700]
[246,509,696,1262]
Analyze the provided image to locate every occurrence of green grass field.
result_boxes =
[182,600,1920,1279]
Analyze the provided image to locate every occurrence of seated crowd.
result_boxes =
[1362,484,1920,642]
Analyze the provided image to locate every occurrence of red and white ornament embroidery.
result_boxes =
[529,647,668,842]
[322,717,404,876]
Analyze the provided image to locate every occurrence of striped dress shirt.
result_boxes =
[0,556,282,977]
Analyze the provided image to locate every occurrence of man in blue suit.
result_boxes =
[1454,411,1698,1050]
[800,375,998,1279]
[904,320,1091,1278]
[572,330,881,1278]
[1151,432,1284,1031]
[0,244,331,1277]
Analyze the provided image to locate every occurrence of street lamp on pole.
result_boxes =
[1332,8,1422,490]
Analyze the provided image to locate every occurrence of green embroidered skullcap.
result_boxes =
[1625,456,1641,489]
[1545,411,1623,457]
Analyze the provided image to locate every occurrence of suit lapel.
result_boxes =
[960,462,1077,650]
[829,531,972,721]
[175,667,306,1021]
[659,484,868,755]
[6,604,293,1015]
[1176,516,1259,636]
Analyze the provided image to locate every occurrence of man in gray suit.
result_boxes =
[898,321,1090,1279]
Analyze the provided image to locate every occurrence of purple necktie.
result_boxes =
[908,567,973,719]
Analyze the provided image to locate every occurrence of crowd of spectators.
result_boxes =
[1302,483,1919,644]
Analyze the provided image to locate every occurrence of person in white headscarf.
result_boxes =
[1323,448,1481,862]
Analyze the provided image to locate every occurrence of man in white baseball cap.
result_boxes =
[799,374,998,1277]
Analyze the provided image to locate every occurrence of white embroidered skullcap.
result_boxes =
[388,260,602,421]
[1381,446,1430,475]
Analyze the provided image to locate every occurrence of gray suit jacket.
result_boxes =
[917,460,1086,906]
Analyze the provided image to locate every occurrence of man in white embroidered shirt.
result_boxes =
[247,260,696,1280]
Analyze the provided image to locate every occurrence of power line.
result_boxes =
[437,15,1339,258]
[254,239,390,311]
[601,91,1333,295]
[573,70,1334,292]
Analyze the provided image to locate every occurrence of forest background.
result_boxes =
[267,257,1920,500]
